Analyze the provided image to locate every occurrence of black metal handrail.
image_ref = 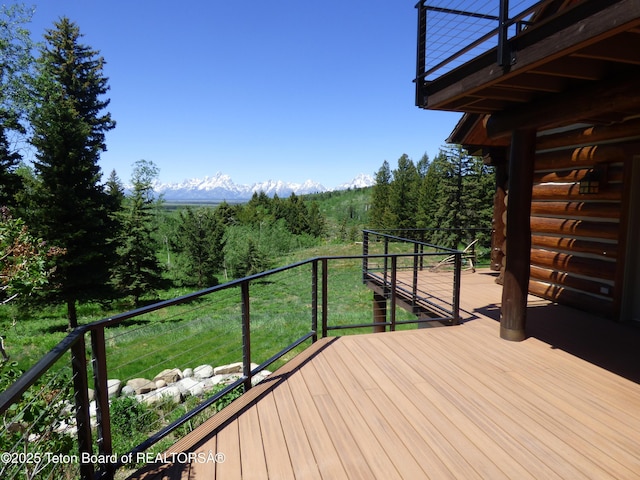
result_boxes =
[0,245,463,480]
[362,229,465,325]
[414,0,549,105]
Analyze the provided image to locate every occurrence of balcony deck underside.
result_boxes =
[130,270,640,479]
[419,0,640,134]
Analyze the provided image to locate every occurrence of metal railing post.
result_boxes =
[312,260,318,342]
[390,256,398,332]
[415,0,427,106]
[70,334,95,480]
[498,0,511,67]
[322,258,328,337]
[362,230,369,282]
[452,253,462,325]
[91,327,114,480]
[412,243,419,309]
[383,237,390,291]
[241,281,252,392]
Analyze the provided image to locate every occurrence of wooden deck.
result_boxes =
[129,269,640,479]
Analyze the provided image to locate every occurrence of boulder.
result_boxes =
[107,379,122,398]
[176,377,205,397]
[155,379,167,389]
[182,368,193,378]
[121,385,135,397]
[142,386,182,405]
[154,368,182,384]
[210,374,233,386]
[194,364,214,379]
[214,362,243,375]
[251,370,272,386]
[126,378,156,394]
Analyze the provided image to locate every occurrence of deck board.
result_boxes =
[128,269,640,480]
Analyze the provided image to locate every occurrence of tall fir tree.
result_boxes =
[111,160,165,306]
[0,117,22,207]
[369,160,392,230]
[29,18,116,328]
[388,154,420,231]
[173,206,224,288]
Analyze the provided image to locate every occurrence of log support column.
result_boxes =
[373,293,387,333]
[501,128,536,341]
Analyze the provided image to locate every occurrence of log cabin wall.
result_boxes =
[527,144,626,318]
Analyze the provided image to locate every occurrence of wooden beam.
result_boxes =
[572,32,640,65]
[531,234,618,259]
[486,72,640,138]
[530,201,621,220]
[373,294,387,333]
[535,118,640,151]
[531,56,606,80]
[425,0,640,110]
[501,128,536,341]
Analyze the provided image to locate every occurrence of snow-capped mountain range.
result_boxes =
[153,172,374,201]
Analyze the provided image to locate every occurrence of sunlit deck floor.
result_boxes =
[130,269,640,479]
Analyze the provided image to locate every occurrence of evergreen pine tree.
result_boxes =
[173,206,225,288]
[307,201,326,237]
[388,154,420,232]
[369,160,392,229]
[111,160,165,306]
[29,18,116,328]
[0,119,22,207]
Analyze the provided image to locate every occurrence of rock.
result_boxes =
[183,368,193,378]
[126,378,156,394]
[176,377,205,397]
[107,379,122,398]
[155,379,167,388]
[189,382,205,397]
[251,370,271,386]
[194,364,214,379]
[142,386,182,405]
[209,374,232,386]
[121,385,135,397]
[87,388,95,402]
[154,368,182,384]
[214,362,243,375]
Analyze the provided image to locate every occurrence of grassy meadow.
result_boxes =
[0,189,385,378]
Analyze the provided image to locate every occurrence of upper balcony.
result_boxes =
[414,0,640,137]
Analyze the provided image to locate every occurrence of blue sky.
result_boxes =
[27,0,461,188]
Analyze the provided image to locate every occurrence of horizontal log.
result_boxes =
[530,248,616,280]
[533,164,624,184]
[529,280,614,318]
[531,234,618,259]
[536,117,640,151]
[530,216,620,241]
[486,69,640,138]
[532,182,622,201]
[534,145,625,171]
[529,264,614,298]
[530,201,621,219]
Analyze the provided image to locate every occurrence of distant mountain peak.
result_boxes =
[153,173,374,201]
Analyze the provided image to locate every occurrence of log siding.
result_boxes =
[527,144,626,317]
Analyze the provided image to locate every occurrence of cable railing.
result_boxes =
[0,237,464,480]
[362,229,466,325]
[414,0,548,105]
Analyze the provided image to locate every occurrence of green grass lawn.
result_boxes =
[1,240,425,383]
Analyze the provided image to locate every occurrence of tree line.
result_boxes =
[0,10,327,331]
[369,147,495,249]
